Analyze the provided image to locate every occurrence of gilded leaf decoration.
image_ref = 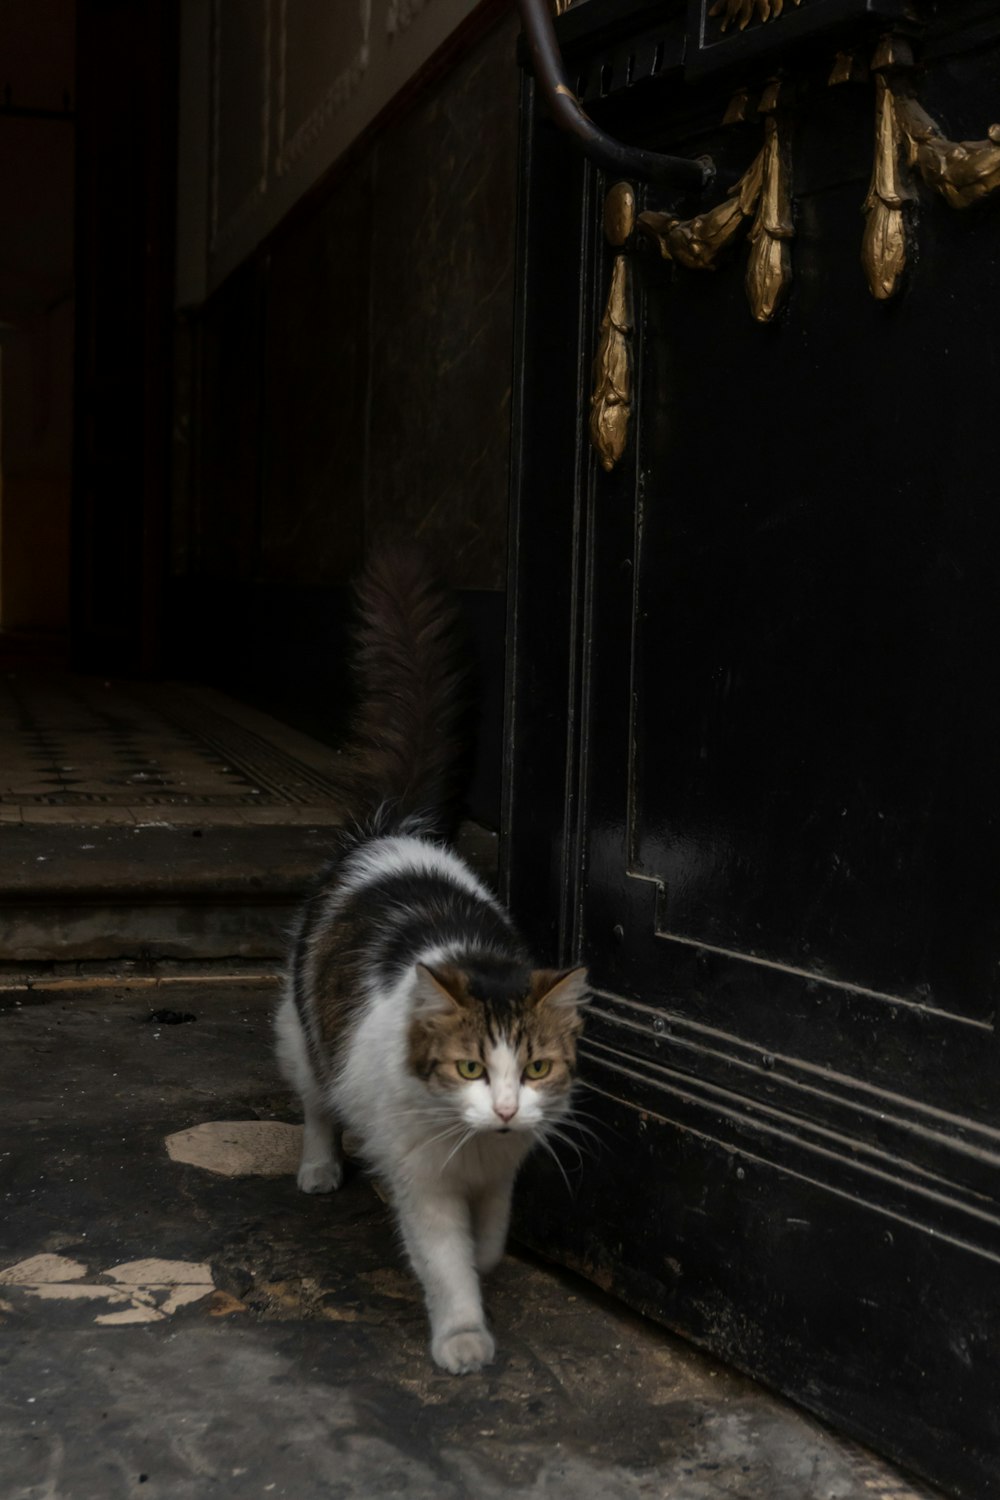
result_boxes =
[637,151,764,271]
[862,65,911,300]
[589,256,633,472]
[709,0,802,33]
[896,97,1000,211]
[862,36,1000,300]
[587,30,1000,469]
[590,183,636,473]
[636,83,793,323]
[747,98,794,321]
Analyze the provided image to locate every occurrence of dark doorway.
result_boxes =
[1,0,177,678]
[72,0,177,675]
[0,0,75,657]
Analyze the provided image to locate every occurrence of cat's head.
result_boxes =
[407,959,587,1133]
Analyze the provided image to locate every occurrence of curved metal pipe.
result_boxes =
[517,0,712,191]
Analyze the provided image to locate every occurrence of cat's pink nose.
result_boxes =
[494,1104,517,1123]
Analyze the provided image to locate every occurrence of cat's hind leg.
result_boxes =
[274,993,344,1193]
[298,1103,344,1193]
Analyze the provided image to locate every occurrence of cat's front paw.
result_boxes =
[432,1325,496,1375]
[297,1158,342,1193]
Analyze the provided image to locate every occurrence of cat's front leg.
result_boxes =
[472,1177,514,1275]
[395,1184,494,1374]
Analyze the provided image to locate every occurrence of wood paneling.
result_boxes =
[200,0,507,291]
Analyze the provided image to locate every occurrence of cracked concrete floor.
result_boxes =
[0,978,942,1500]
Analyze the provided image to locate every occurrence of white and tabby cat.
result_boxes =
[274,549,587,1374]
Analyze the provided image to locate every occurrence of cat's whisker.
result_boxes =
[564,1104,626,1144]
[533,1131,575,1196]
[544,1127,598,1166]
[413,1116,467,1142]
[563,1094,607,1119]
[555,1118,605,1148]
[417,1120,471,1153]
[396,1106,452,1124]
[540,1124,588,1164]
[440,1127,477,1171]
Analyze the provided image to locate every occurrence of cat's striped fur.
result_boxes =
[274,549,587,1374]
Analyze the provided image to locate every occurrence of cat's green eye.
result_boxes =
[456,1059,485,1080]
[524,1059,552,1080]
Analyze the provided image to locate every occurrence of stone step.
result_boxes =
[0,820,497,963]
[0,822,338,962]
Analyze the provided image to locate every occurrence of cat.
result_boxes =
[274,548,587,1375]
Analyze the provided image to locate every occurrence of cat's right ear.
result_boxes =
[412,963,465,1018]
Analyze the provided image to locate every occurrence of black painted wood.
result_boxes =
[685,0,915,78]
[506,4,1000,1495]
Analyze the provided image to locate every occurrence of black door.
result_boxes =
[505,4,1000,1495]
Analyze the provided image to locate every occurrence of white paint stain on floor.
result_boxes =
[0,1253,89,1285]
[0,1118,302,1328]
[165,1119,301,1177]
[0,1253,215,1324]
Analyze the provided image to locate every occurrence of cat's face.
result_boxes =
[408,963,586,1134]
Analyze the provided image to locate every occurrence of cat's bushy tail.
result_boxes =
[337,547,468,839]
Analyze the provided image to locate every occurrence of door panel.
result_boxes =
[505,4,1000,1495]
[629,194,1000,1028]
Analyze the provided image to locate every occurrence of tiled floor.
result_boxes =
[0,668,496,966]
[0,671,351,826]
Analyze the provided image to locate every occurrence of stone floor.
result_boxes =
[0,668,496,965]
[0,975,942,1500]
[0,669,353,827]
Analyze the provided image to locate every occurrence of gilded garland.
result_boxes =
[859,36,1000,299]
[637,79,793,324]
[590,185,635,473]
[588,36,1000,471]
[709,0,802,32]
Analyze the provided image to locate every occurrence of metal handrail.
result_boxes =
[517,0,712,190]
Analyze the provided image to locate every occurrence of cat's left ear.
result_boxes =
[531,966,589,1012]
